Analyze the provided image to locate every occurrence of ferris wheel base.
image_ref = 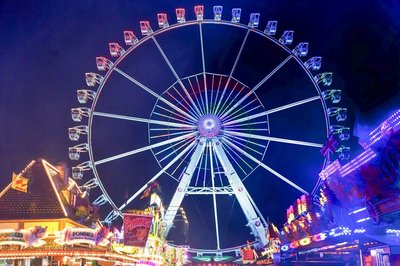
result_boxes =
[162,137,268,248]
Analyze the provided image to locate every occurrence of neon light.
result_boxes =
[339,148,376,177]
[0,250,140,263]
[290,241,300,249]
[328,227,351,237]
[354,228,366,233]
[319,160,341,180]
[369,109,400,145]
[287,205,295,223]
[386,229,400,236]
[348,207,367,215]
[318,110,400,180]
[311,233,327,242]
[299,237,311,246]
[281,245,289,251]
[356,217,371,223]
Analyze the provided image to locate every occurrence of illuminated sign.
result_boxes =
[124,213,153,247]
[0,227,47,248]
[0,230,28,247]
[55,228,109,246]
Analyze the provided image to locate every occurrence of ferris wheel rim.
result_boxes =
[78,16,336,252]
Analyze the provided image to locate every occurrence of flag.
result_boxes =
[140,181,160,199]
[11,173,29,193]
[320,134,339,159]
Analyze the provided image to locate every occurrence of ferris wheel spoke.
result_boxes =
[159,137,194,163]
[166,90,199,119]
[223,130,323,148]
[170,86,200,119]
[220,54,293,120]
[222,132,267,149]
[188,78,206,115]
[217,84,245,118]
[223,134,264,156]
[214,29,250,115]
[216,81,239,117]
[155,104,193,123]
[224,120,268,128]
[150,130,195,139]
[211,75,224,114]
[222,98,261,123]
[171,142,198,176]
[220,141,250,175]
[93,111,195,128]
[150,127,193,131]
[223,95,320,126]
[114,67,197,123]
[151,36,203,118]
[118,139,197,211]
[223,128,269,132]
[155,139,187,156]
[208,142,221,250]
[152,111,192,125]
[223,138,309,195]
[209,75,215,114]
[195,75,207,115]
[94,132,196,166]
[199,23,209,114]
[266,95,322,115]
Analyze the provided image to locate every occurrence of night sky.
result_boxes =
[1,0,399,249]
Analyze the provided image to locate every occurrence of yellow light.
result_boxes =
[299,237,311,246]
[42,160,68,217]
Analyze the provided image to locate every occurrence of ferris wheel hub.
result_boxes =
[197,114,222,138]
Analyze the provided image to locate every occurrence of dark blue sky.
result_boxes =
[0,0,399,249]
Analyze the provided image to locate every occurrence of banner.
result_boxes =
[0,227,47,248]
[0,229,29,247]
[54,227,109,246]
[11,173,29,193]
[123,213,153,247]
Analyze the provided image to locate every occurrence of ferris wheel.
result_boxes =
[68,5,349,254]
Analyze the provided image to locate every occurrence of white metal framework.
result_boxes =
[68,5,349,255]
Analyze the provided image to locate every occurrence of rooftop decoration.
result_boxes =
[0,159,98,227]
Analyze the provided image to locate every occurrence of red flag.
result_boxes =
[140,181,160,199]
[321,134,339,158]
